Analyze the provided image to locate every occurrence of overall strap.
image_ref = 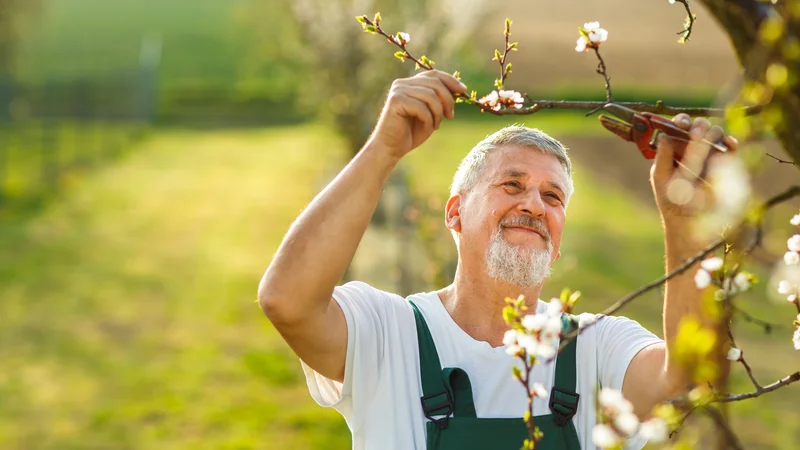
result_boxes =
[410,300,454,429]
[549,314,581,426]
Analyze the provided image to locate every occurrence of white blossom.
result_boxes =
[793,327,800,350]
[640,418,669,442]
[575,37,587,52]
[598,388,634,414]
[694,269,712,289]
[503,329,517,346]
[701,257,724,272]
[789,235,800,252]
[497,90,524,109]
[786,234,800,252]
[733,272,751,292]
[668,0,677,4]
[531,383,548,398]
[397,32,410,44]
[614,411,640,436]
[547,299,563,316]
[791,213,800,226]
[592,424,621,449]
[522,314,546,332]
[727,347,742,361]
[778,279,799,303]
[584,22,601,32]
[786,252,800,265]
[517,333,538,355]
[477,90,501,111]
[588,28,608,43]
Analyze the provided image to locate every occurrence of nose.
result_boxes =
[517,188,546,218]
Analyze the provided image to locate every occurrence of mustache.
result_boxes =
[500,216,551,241]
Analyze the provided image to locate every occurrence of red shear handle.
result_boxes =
[638,113,727,163]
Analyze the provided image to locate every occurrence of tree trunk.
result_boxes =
[700,0,800,166]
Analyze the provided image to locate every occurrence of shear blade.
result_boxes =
[598,114,634,142]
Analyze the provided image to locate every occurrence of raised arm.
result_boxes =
[622,114,738,417]
[258,70,466,382]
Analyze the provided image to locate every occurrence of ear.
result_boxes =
[445,194,462,233]
[555,250,561,261]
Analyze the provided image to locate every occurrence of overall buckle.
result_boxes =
[549,387,580,426]
[421,390,454,429]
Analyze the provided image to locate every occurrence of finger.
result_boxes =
[680,118,713,180]
[413,76,456,119]
[396,95,435,135]
[653,132,677,185]
[418,69,468,95]
[671,113,692,131]
[722,134,738,154]
[399,85,445,129]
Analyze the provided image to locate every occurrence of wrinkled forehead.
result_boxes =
[482,145,569,185]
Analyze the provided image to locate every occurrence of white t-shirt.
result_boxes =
[301,281,662,450]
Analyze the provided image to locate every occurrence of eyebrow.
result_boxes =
[498,170,566,198]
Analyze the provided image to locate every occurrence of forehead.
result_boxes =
[482,145,568,184]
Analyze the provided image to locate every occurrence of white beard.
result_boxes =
[485,228,553,288]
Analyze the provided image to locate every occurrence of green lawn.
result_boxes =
[0,120,797,449]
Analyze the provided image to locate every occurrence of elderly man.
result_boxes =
[258,70,737,449]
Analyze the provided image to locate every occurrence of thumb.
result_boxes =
[651,134,676,185]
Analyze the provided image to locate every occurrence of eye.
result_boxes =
[545,192,563,203]
[503,181,523,190]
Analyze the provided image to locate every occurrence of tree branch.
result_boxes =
[673,0,697,43]
[704,406,746,450]
[766,153,796,165]
[715,371,800,403]
[557,185,800,350]
[593,47,613,102]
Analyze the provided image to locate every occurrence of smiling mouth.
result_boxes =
[503,226,544,238]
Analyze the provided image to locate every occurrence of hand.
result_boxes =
[366,70,467,160]
[650,114,740,231]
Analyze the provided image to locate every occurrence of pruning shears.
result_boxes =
[598,103,728,162]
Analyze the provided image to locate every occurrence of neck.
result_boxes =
[438,264,543,347]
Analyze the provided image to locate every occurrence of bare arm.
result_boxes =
[623,115,738,418]
[258,70,466,382]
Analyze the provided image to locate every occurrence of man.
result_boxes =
[258,70,737,449]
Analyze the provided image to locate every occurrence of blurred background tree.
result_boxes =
[242,0,491,155]
[0,0,41,76]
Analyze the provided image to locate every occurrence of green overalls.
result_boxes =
[410,301,582,450]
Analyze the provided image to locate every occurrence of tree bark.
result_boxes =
[699,0,800,166]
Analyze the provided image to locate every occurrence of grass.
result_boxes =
[0,118,797,449]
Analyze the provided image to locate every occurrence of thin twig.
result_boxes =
[704,406,745,450]
[359,15,763,118]
[726,327,762,391]
[715,371,800,403]
[766,153,796,165]
[732,304,780,334]
[556,235,727,350]
[489,99,761,117]
[593,47,613,102]
[556,185,800,353]
[674,0,697,42]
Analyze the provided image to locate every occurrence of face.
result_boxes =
[446,145,569,287]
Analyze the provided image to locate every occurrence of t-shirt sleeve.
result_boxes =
[300,281,407,429]
[591,314,663,450]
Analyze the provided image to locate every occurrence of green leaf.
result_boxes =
[394,51,407,61]
[505,63,512,75]
[364,25,377,33]
[504,18,512,35]
[355,15,367,24]
[373,12,382,24]
[493,49,502,61]
[494,78,503,89]
[452,70,461,80]
[578,27,589,38]
[509,42,518,51]
[511,365,522,380]
[523,410,531,422]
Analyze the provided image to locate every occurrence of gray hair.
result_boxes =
[450,125,574,205]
